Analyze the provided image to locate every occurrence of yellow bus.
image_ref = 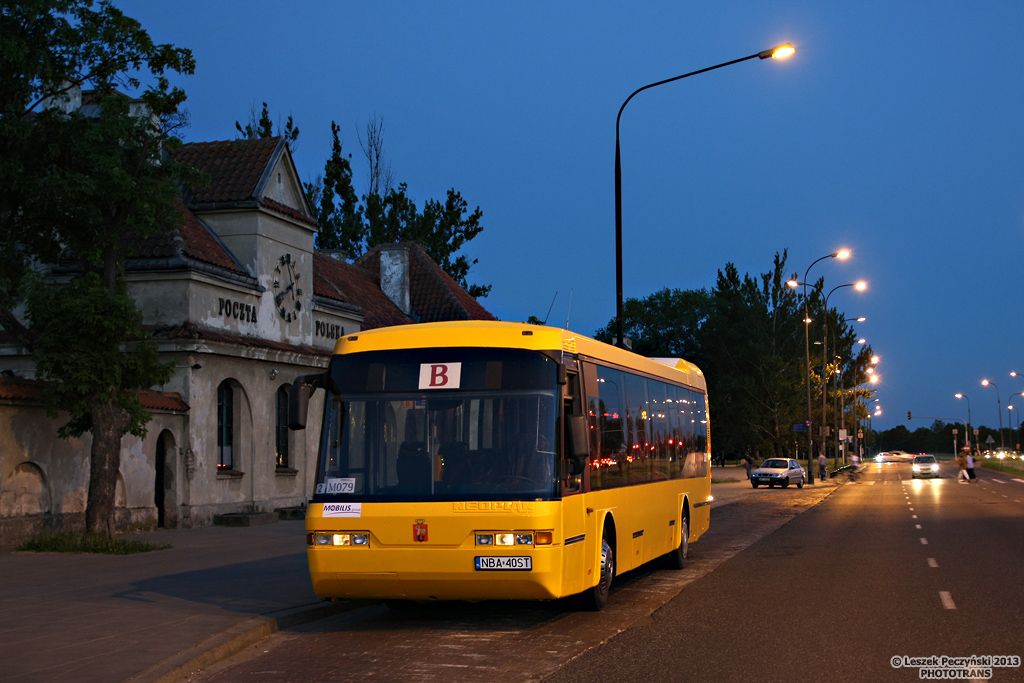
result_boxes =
[290,321,711,610]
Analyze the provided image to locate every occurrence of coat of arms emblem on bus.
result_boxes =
[413,520,428,542]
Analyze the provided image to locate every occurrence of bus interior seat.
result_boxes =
[396,441,431,492]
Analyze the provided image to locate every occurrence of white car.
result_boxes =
[751,458,806,489]
[911,454,939,478]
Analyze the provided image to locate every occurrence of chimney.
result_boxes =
[379,244,411,316]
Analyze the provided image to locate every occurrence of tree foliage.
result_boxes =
[235,104,491,298]
[595,250,876,462]
[307,117,491,298]
[0,0,193,535]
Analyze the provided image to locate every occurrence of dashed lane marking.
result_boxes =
[928,558,938,568]
[920,538,929,545]
[915,524,922,529]
[939,591,956,610]
[992,479,1006,484]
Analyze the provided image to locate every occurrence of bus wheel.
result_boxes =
[666,515,688,569]
[580,533,614,611]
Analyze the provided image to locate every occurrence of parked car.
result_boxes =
[911,454,939,478]
[751,458,806,489]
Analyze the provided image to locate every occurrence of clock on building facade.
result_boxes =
[273,253,303,322]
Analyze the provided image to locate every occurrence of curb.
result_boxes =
[125,600,366,683]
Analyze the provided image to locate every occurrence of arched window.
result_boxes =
[217,381,234,469]
[276,386,290,468]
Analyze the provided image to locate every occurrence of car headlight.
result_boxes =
[930,464,938,472]
[912,464,920,472]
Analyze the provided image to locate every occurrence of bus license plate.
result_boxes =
[475,556,532,571]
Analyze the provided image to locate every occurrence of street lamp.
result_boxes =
[614,43,795,348]
[954,393,972,454]
[821,281,867,468]
[787,248,850,484]
[981,379,1005,451]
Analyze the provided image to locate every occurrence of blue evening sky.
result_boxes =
[114,1,1024,436]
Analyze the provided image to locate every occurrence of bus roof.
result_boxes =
[333,321,706,392]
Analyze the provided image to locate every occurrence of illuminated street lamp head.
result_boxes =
[871,356,879,363]
[787,279,799,288]
[857,338,866,344]
[870,375,879,384]
[836,249,851,260]
[982,379,991,386]
[854,281,867,291]
[955,393,964,399]
[856,317,866,322]
[759,43,795,60]
[1012,371,1018,378]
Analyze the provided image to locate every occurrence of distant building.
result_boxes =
[0,136,495,544]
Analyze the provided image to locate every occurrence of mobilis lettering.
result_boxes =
[218,298,257,324]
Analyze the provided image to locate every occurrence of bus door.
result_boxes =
[559,357,588,595]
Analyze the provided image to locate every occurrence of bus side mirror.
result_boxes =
[289,372,326,430]
[567,414,590,462]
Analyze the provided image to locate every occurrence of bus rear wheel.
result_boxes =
[579,533,614,611]
[666,515,689,569]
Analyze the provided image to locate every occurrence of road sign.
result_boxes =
[793,423,808,433]
[986,435,996,444]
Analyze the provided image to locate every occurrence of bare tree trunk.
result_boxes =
[85,397,129,536]
[359,114,394,196]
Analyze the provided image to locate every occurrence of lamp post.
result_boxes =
[820,282,867,469]
[614,43,794,349]
[954,393,972,454]
[981,379,1005,451]
[787,250,850,484]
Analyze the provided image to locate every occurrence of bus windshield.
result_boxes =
[314,347,560,502]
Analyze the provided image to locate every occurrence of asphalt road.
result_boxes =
[184,463,1024,682]
[549,461,1024,683]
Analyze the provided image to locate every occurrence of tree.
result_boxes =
[235,100,299,150]
[302,115,491,297]
[0,0,195,535]
[593,288,713,358]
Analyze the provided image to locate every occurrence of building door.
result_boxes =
[155,434,167,527]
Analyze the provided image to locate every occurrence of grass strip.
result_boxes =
[18,531,171,554]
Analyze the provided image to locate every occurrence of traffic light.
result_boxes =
[907,411,912,420]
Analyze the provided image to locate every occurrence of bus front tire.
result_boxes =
[666,515,688,570]
[580,534,614,611]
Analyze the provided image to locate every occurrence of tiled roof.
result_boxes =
[173,138,282,204]
[355,242,497,324]
[124,201,244,274]
[0,377,189,412]
[313,253,412,329]
[261,198,319,228]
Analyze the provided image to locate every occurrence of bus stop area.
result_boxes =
[0,469,840,683]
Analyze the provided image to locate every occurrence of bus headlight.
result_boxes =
[515,534,533,545]
[309,532,370,547]
[495,533,515,546]
[476,534,494,545]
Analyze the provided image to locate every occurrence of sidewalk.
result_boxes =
[0,468,841,683]
[710,464,841,507]
[0,520,349,683]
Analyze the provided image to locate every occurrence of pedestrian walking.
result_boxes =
[818,452,827,482]
[956,452,969,482]
[966,452,977,481]
[743,453,753,480]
